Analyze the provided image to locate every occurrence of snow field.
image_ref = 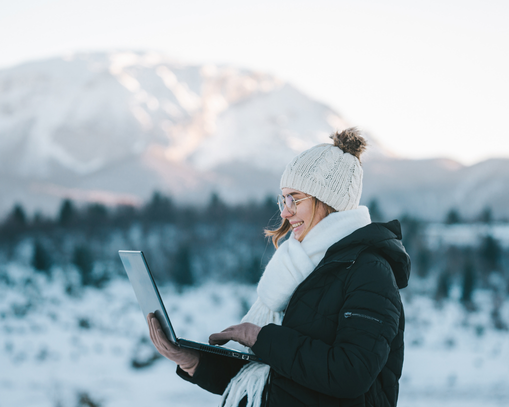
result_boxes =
[1,264,509,407]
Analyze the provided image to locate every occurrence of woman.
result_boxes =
[147,128,411,407]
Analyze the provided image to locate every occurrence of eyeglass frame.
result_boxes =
[277,194,313,215]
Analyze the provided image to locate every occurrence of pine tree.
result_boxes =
[31,240,53,274]
[59,199,77,226]
[33,211,44,225]
[243,256,263,285]
[399,214,422,254]
[461,259,476,307]
[173,244,194,288]
[478,206,493,224]
[143,191,174,223]
[445,208,461,224]
[415,244,432,278]
[72,244,94,286]
[86,203,108,223]
[11,204,27,226]
[114,204,138,229]
[207,192,228,224]
[368,198,384,222]
[435,270,451,302]
[479,235,502,272]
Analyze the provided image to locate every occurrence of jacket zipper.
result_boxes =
[344,312,382,324]
[263,371,272,407]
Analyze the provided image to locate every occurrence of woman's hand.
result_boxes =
[147,313,200,376]
[209,323,262,348]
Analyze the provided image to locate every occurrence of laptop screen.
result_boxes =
[119,250,178,343]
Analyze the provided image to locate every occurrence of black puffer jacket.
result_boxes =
[178,221,411,407]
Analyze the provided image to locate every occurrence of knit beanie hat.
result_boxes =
[280,127,367,212]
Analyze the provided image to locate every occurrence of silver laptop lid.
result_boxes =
[118,250,178,343]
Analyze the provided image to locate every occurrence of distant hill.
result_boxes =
[0,51,508,221]
[362,157,509,220]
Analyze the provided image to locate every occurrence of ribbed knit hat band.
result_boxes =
[280,143,363,212]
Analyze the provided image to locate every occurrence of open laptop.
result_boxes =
[118,250,262,362]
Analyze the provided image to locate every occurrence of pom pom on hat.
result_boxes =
[330,127,367,161]
[280,127,367,212]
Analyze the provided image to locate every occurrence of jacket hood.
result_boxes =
[324,220,411,289]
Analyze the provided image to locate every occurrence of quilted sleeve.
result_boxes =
[176,351,249,395]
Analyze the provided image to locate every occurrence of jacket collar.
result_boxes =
[319,220,411,289]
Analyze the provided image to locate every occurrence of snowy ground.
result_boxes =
[1,264,509,407]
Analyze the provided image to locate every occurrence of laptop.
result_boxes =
[118,250,262,362]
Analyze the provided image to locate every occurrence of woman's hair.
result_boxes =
[264,197,336,248]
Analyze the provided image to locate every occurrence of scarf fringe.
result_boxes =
[221,363,271,407]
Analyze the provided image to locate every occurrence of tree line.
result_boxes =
[0,195,507,320]
[0,192,278,290]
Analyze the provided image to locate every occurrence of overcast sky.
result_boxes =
[1,0,508,165]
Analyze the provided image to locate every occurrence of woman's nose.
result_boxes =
[280,205,293,219]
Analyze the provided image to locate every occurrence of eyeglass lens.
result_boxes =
[278,195,296,214]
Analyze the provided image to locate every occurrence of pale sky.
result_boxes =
[1,0,508,165]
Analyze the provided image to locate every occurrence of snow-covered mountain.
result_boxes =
[0,51,388,215]
[0,51,508,220]
[1,52,353,177]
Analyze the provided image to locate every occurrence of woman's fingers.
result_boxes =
[208,335,229,346]
[149,316,162,348]
[148,315,181,354]
[148,314,169,352]
[148,322,157,347]
[147,314,158,346]
[209,328,234,345]
[145,314,200,376]
[209,323,261,348]
[157,329,172,351]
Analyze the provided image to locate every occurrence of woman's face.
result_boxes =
[280,188,327,242]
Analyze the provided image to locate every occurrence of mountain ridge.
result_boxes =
[0,51,508,221]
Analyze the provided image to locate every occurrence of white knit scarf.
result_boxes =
[220,206,371,407]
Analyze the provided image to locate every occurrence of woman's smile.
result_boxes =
[291,221,304,229]
[290,220,305,238]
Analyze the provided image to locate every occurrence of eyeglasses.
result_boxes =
[277,194,312,215]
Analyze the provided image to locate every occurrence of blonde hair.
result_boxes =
[264,197,336,248]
